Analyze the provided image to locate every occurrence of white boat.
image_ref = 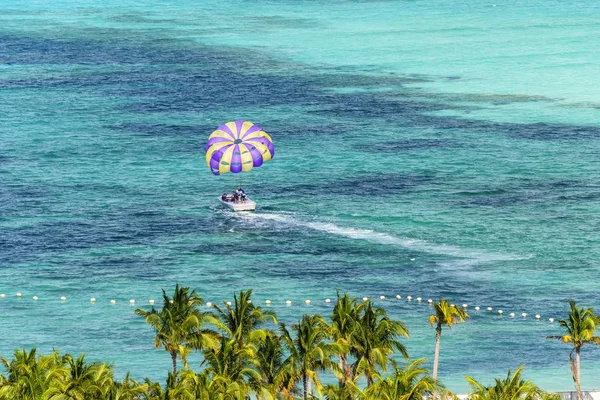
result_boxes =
[218,196,256,212]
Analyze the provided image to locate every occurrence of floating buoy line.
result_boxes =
[0,291,560,324]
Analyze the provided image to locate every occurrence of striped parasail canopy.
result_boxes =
[205,120,274,176]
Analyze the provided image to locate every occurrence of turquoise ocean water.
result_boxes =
[2,0,600,392]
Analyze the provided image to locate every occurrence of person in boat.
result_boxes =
[239,186,246,202]
[232,190,239,203]
[221,193,228,202]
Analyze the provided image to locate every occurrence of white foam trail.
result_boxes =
[240,213,531,264]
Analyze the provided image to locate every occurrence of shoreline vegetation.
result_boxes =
[0,285,597,400]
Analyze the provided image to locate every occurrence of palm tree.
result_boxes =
[201,337,260,396]
[466,365,560,400]
[0,348,66,399]
[352,301,409,387]
[212,289,277,346]
[429,299,469,382]
[323,380,364,400]
[329,293,363,387]
[109,372,148,400]
[365,359,441,400]
[546,300,600,400]
[142,372,188,400]
[135,284,219,375]
[281,315,339,400]
[255,333,297,399]
[45,353,114,400]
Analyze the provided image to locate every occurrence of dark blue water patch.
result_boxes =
[356,138,457,152]
[501,122,600,141]
[0,34,256,67]
[179,229,404,259]
[109,123,203,137]
[0,34,438,115]
[456,179,600,208]
[0,212,225,265]
[272,173,435,197]
[310,90,600,141]
[106,13,179,25]
[313,93,450,122]
[419,92,553,105]
[0,183,54,217]
[4,33,596,142]
[250,259,369,281]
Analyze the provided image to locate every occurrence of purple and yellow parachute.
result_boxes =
[205,121,274,176]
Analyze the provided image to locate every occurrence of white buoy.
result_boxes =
[129,299,135,305]
[16,292,22,297]
[428,299,433,304]
[246,299,252,304]
[325,298,331,303]
[380,296,385,300]
[536,314,541,320]
[90,298,96,303]
[462,304,468,308]
[521,313,527,318]
[549,318,555,323]
[61,296,67,301]
[286,300,292,306]
[475,306,480,311]
[450,304,455,308]
[510,313,515,318]
[149,299,154,305]
[407,296,412,301]
[169,300,174,304]
[498,310,503,315]
[362,297,369,302]
[226,301,232,306]
[487,307,492,312]
[0,294,5,298]
[305,299,311,305]
[396,295,402,300]
[206,302,212,307]
[33,296,38,301]
[110,299,116,305]
[265,300,271,305]
[417,297,422,302]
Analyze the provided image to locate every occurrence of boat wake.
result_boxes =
[239,213,532,265]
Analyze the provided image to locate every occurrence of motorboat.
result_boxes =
[218,196,256,212]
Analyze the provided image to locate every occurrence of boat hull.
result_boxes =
[218,197,256,211]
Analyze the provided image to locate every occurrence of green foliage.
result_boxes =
[466,365,559,400]
[547,300,600,349]
[281,314,340,400]
[134,284,219,375]
[429,300,469,330]
[429,299,470,382]
[0,287,565,400]
[351,301,409,387]
[546,300,600,400]
[0,349,145,400]
[365,358,441,400]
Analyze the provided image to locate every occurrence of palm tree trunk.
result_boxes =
[576,347,582,400]
[307,376,312,399]
[366,369,374,387]
[432,323,442,399]
[338,354,351,387]
[171,351,177,376]
[303,373,308,400]
[433,323,441,380]
[338,355,345,387]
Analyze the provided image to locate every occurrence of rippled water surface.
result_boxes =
[1,0,600,392]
